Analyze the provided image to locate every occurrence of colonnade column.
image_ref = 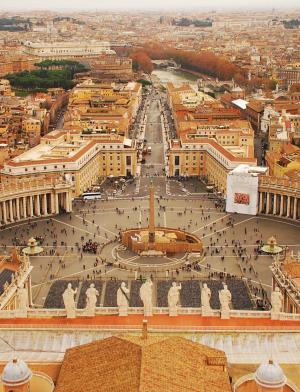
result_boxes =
[266,193,270,214]
[23,197,27,219]
[9,199,14,222]
[279,195,284,216]
[55,194,59,214]
[16,198,20,220]
[273,194,277,215]
[35,195,41,216]
[287,196,291,218]
[2,201,7,224]
[293,198,298,220]
[65,192,72,213]
[42,194,47,215]
[29,196,33,217]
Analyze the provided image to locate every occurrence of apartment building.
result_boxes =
[65,80,142,137]
[166,82,257,194]
[1,130,137,197]
[23,41,115,60]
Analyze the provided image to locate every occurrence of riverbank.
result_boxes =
[152,68,198,85]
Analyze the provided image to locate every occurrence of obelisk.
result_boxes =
[148,181,155,243]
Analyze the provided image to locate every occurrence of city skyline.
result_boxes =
[1,0,300,11]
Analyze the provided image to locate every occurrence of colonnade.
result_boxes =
[0,191,72,225]
[258,191,300,220]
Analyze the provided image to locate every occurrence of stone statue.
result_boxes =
[139,278,153,316]
[85,283,99,316]
[63,283,77,318]
[117,282,130,316]
[15,284,28,318]
[168,282,181,316]
[219,284,231,318]
[271,287,283,315]
[3,281,9,293]
[16,284,28,310]
[201,283,212,316]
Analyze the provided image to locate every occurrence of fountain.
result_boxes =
[22,238,44,256]
[121,182,203,256]
[260,236,283,255]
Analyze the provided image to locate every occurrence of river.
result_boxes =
[151,68,198,88]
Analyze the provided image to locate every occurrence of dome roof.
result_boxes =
[255,360,287,388]
[1,358,32,387]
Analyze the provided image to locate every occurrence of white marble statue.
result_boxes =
[168,282,181,316]
[117,282,130,316]
[63,283,77,318]
[15,284,28,317]
[271,287,283,315]
[85,283,99,316]
[201,283,212,316]
[17,284,28,310]
[139,278,153,316]
[219,284,232,318]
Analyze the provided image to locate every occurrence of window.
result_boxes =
[126,156,131,165]
[175,156,180,165]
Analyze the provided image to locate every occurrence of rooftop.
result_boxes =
[55,334,230,392]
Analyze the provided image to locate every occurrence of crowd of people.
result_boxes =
[0,194,282,311]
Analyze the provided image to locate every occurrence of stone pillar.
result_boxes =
[29,196,33,217]
[287,196,291,218]
[50,193,55,214]
[2,201,7,224]
[35,195,41,216]
[273,194,277,215]
[9,199,14,222]
[65,192,72,213]
[266,193,270,214]
[55,193,59,214]
[279,195,284,216]
[42,194,48,215]
[293,198,297,220]
[16,198,20,221]
[23,197,27,218]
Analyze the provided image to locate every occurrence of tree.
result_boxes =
[130,51,153,74]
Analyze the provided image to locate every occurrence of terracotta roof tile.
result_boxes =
[55,335,230,392]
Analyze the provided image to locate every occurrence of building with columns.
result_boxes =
[168,136,257,196]
[270,251,300,314]
[258,176,300,220]
[0,174,72,226]
[23,40,115,60]
[1,130,137,198]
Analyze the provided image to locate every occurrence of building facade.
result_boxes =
[23,41,115,60]
[1,130,137,197]
[0,174,72,225]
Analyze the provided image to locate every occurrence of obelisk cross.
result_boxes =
[148,180,155,243]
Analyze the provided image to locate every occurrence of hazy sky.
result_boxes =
[1,0,299,10]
